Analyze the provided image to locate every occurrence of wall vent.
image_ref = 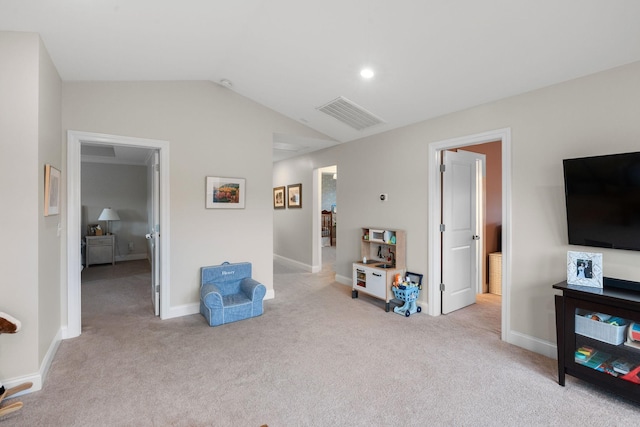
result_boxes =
[316,96,384,131]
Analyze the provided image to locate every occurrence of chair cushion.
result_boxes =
[222,293,251,307]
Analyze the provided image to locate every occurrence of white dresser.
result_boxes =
[85,235,115,267]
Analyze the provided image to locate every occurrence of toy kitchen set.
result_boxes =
[352,227,406,312]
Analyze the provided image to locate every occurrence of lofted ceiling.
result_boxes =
[3,1,640,162]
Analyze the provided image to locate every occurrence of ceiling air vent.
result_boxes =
[316,96,384,131]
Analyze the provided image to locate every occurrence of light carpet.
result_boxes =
[2,259,638,426]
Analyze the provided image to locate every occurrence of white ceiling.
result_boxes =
[3,1,640,162]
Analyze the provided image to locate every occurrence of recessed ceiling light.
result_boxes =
[360,68,375,79]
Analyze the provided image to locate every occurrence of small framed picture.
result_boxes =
[273,186,286,209]
[567,251,603,288]
[287,183,302,208]
[44,164,61,216]
[205,177,245,209]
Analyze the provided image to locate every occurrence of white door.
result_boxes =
[441,150,483,314]
[146,151,161,316]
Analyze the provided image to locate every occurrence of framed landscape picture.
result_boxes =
[273,186,285,209]
[206,177,245,209]
[287,183,302,208]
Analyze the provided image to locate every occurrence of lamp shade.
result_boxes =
[98,208,120,221]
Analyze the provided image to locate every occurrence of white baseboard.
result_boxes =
[508,330,558,360]
[2,328,62,397]
[163,302,199,319]
[273,254,314,272]
[265,289,275,300]
[335,274,351,286]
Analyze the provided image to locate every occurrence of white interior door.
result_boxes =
[441,150,483,314]
[147,151,160,316]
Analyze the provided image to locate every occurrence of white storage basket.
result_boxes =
[575,310,627,345]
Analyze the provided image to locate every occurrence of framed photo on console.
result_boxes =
[567,251,603,288]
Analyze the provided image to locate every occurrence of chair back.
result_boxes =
[201,261,252,295]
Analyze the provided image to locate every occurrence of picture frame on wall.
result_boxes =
[205,176,245,209]
[44,164,61,216]
[567,251,603,288]
[273,186,285,209]
[287,183,302,208]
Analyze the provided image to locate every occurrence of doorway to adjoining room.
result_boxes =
[320,165,337,272]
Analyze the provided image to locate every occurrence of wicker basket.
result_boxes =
[489,252,502,295]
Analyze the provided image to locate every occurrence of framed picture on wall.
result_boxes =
[273,186,285,209]
[567,251,603,288]
[44,164,61,216]
[287,183,302,208]
[205,176,245,209]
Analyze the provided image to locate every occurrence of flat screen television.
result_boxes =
[563,152,640,252]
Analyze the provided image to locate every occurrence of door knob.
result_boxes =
[472,235,480,240]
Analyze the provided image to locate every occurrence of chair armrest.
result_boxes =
[201,283,223,308]
[240,278,266,301]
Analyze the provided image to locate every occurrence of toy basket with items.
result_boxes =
[573,311,640,385]
[391,271,423,317]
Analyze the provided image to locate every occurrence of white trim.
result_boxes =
[428,128,512,343]
[264,289,275,300]
[66,131,171,339]
[166,303,199,319]
[312,168,321,271]
[509,331,558,360]
[335,274,351,286]
[3,328,62,396]
[273,254,315,272]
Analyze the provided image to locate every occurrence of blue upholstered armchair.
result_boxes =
[200,262,267,326]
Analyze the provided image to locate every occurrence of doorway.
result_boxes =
[80,149,155,318]
[428,128,511,342]
[65,131,171,339]
[313,165,337,272]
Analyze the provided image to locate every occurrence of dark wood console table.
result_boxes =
[554,279,640,404]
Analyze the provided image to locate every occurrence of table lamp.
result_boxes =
[98,207,120,235]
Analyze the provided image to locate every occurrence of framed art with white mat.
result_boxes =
[567,251,603,288]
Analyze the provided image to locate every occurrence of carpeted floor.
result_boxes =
[2,255,638,426]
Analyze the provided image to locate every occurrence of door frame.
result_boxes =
[65,130,171,339]
[427,128,511,342]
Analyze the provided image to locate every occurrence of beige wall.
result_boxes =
[0,32,62,381]
[62,81,328,309]
[274,60,640,352]
[37,36,63,364]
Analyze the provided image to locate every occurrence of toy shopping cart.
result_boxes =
[392,285,421,317]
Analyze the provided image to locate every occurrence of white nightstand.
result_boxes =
[85,235,115,267]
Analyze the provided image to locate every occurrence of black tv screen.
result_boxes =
[563,152,640,251]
